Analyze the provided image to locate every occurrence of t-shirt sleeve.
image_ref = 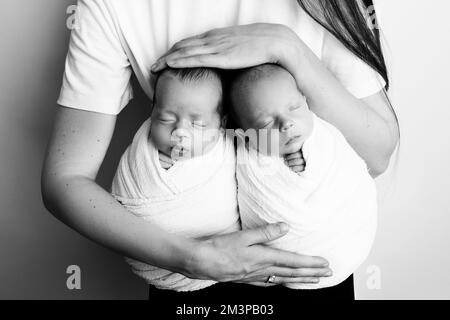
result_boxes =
[57,0,133,115]
[321,29,387,99]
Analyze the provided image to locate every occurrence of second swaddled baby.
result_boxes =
[228,64,378,289]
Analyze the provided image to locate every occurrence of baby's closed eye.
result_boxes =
[193,120,207,128]
[257,119,274,129]
[158,116,176,123]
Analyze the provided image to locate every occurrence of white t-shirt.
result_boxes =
[58,0,386,115]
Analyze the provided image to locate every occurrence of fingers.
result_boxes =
[284,152,305,173]
[238,223,289,246]
[285,158,305,167]
[159,152,175,164]
[234,276,322,286]
[256,246,329,269]
[233,281,276,287]
[153,46,219,72]
[151,32,221,72]
[166,54,231,69]
[264,266,332,278]
[236,266,332,285]
[170,32,217,50]
[151,33,207,65]
[269,277,320,284]
[159,160,173,170]
[172,37,208,51]
[158,152,175,169]
[284,151,303,161]
[290,165,305,174]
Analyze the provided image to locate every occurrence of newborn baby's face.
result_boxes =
[234,68,313,157]
[150,73,222,160]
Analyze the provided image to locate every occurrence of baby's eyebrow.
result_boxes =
[190,112,207,119]
[155,108,175,115]
[286,97,306,111]
[252,114,272,125]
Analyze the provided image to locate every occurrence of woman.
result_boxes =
[41,0,399,301]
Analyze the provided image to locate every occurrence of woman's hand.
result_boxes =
[151,23,302,72]
[184,223,332,286]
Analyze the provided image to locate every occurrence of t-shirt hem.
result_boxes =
[57,88,133,115]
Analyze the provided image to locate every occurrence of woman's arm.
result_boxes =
[41,106,331,284]
[280,34,399,177]
[41,107,195,274]
[152,24,400,177]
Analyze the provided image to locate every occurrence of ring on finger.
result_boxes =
[266,275,277,284]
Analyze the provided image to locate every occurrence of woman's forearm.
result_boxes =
[280,38,398,176]
[41,173,197,275]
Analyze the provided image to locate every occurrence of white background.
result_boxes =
[0,0,449,299]
[355,0,450,299]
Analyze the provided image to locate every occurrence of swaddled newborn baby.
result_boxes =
[229,64,377,289]
[111,68,240,292]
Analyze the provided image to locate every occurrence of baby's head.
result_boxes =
[228,64,313,157]
[150,67,225,159]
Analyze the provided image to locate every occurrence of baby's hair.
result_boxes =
[152,67,225,115]
[229,63,284,86]
[225,63,287,129]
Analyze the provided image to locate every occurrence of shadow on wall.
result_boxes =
[97,76,152,191]
[0,0,149,299]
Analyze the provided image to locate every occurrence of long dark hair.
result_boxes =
[298,0,401,150]
[297,0,389,90]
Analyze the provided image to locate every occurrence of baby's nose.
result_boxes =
[280,119,294,132]
[172,128,191,144]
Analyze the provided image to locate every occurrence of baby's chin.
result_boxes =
[280,139,305,156]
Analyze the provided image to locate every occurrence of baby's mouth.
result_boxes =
[173,144,189,153]
[285,135,302,146]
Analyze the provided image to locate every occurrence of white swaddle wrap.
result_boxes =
[111,118,240,292]
[237,113,377,289]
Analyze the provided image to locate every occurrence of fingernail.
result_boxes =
[325,271,332,276]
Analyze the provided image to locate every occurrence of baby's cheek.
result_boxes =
[192,127,221,156]
[256,131,281,156]
[150,125,173,153]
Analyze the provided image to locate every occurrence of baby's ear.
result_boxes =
[221,115,228,128]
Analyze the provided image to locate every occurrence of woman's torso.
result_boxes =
[102,0,325,99]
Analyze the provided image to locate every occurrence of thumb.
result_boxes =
[241,223,289,246]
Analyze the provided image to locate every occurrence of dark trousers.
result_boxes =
[148,274,355,304]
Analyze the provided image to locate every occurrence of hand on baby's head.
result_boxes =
[228,64,313,164]
[149,67,225,166]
